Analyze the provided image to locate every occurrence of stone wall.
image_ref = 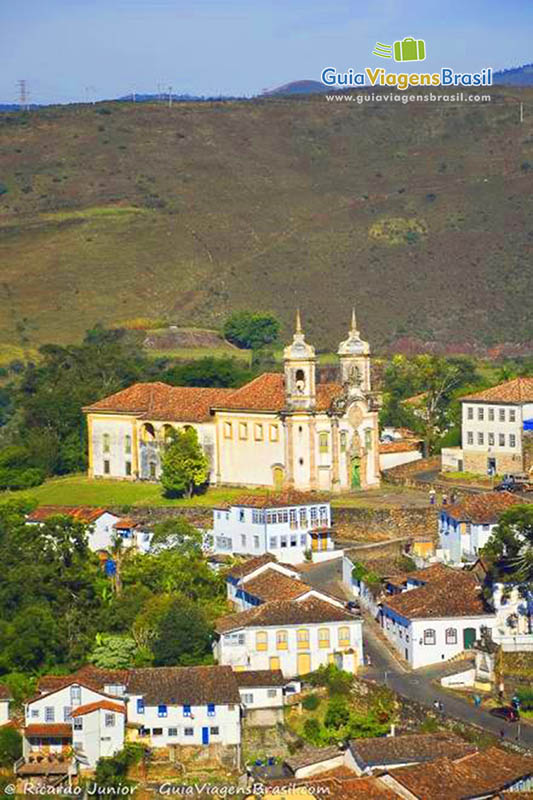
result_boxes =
[333,506,438,544]
[463,450,523,475]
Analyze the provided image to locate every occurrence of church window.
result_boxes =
[340,432,347,452]
[365,429,372,450]
[239,423,248,440]
[254,424,264,441]
[299,457,304,466]
[125,461,131,476]
[319,432,329,453]
[149,462,157,479]
[295,369,306,393]
[103,460,110,475]
[103,433,110,453]
[125,435,131,454]
[224,422,233,439]
[298,426,303,434]
[269,424,279,442]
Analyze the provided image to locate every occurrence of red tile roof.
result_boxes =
[226,490,329,509]
[84,382,234,422]
[445,491,523,523]
[211,373,343,413]
[36,666,128,698]
[113,517,139,529]
[349,732,476,769]
[460,376,533,404]
[243,571,310,602]
[384,567,489,619]
[379,441,421,454]
[216,597,355,633]
[234,670,286,688]
[227,554,279,580]
[27,506,110,523]
[24,724,72,738]
[126,665,241,706]
[70,700,125,717]
[257,776,400,799]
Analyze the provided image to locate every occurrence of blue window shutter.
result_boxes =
[158,704,167,717]
[183,704,191,716]
[137,699,144,713]
[207,703,215,715]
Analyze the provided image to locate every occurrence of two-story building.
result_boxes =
[214,598,363,677]
[210,494,338,565]
[441,376,533,476]
[234,670,294,727]
[438,492,521,564]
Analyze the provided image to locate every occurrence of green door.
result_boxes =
[463,628,476,650]
[351,457,361,489]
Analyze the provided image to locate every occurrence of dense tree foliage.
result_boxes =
[161,356,255,388]
[160,427,209,498]
[223,311,280,350]
[153,597,213,666]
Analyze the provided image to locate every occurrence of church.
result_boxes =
[84,311,381,491]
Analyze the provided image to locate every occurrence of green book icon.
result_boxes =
[393,37,426,62]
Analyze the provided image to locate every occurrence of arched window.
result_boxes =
[162,424,175,442]
[295,369,306,394]
[124,434,131,455]
[338,626,350,647]
[102,433,110,453]
[340,431,347,452]
[297,628,309,649]
[141,423,155,442]
[276,631,288,650]
[318,628,330,648]
[423,629,436,645]
[445,627,457,645]
[255,631,268,651]
[319,432,329,453]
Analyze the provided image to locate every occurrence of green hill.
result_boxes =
[0,88,532,353]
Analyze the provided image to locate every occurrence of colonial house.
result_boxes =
[342,551,409,619]
[380,565,496,668]
[83,311,381,492]
[209,494,338,565]
[345,732,477,776]
[226,555,345,612]
[441,376,533,476]
[438,492,521,564]
[214,597,363,677]
[0,684,11,726]
[126,665,241,757]
[235,670,291,727]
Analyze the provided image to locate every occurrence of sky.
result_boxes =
[2,0,532,104]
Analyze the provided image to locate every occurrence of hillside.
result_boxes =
[0,88,532,352]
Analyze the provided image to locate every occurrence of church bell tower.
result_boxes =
[337,308,371,393]
[284,310,317,410]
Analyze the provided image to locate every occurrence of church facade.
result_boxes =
[84,312,381,491]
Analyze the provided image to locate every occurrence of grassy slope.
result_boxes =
[0,90,532,351]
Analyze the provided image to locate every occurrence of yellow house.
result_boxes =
[84,311,381,492]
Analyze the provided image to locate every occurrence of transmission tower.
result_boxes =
[18,79,29,110]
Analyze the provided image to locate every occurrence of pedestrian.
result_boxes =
[429,487,436,505]
[442,493,448,506]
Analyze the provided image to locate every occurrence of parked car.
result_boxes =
[489,706,519,722]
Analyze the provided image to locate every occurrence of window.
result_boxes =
[45,707,55,722]
[225,632,245,646]
[210,727,219,736]
[510,409,516,422]
[158,704,168,718]
[319,432,329,453]
[256,631,268,651]
[318,628,330,648]
[149,462,156,479]
[300,533,307,546]
[239,422,248,440]
[73,718,83,731]
[338,626,350,646]
[242,693,254,704]
[488,433,495,446]
[477,432,484,446]
[467,407,473,420]
[183,705,192,717]
[289,509,297,529]
[70,686,81,705]
[499,408,506,422]
[253,535,260,549]
[478,407,484,421]
[31,709,39,718]
[499,433,505,447]
[224,422,232,439]
[269,424,279,442]
[105,713,115,727]
[297,628,309,649]
[137,699,145,714]
[445,628,457,645]
[310,507,318,528]
[239,509,245,522]
[104,460,110,475]
[252,509,264,524]
[254,423,264,441]
[125,434,131,454]
[269,536,277,548]
[467,431,473,445]
[207,704,215,717]
[267,689,277,698]
[290,534,297,547]
[365,428,372,450]
[276,630,288,650]
[63,707,72,722]
[168,728,178,737]
[184,727,194,737]
[510,434,516,448]
[340,431,347,452]
[152,728,163,736]
[319,506,328,525]
[299,509,308,528]
[488,407,494,421]
[423,629,436,645]
[103,433,110,453]
[125,461,132,476]
[280,535,288,548]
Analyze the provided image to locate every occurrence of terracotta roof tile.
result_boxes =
[460,377,533,404]
[223,490,329,509]
[257,776,399,799]
[84,382,234,422]
[384,567,489,619]
[212,373,343,412]
[390,747,533,800]
[243,571,310,602]
[234,670,286,688]
[445,491,523,524]
[24,724,72,738]
[379,441,421,453]
[70,700,125,717]
[216,597,355,633]
[36,666,128,696]
[349,732,476,769]
[126,665,240,706]
[227,554,279,579]
[27,506,110,523]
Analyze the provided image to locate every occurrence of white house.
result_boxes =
[226,555,345,612]
[210,494,338,566]
[438,492,521,564]
[126,665,241,753]
[215,597,363,677]
[234,670,290,727]
[441,376,533,476]
[0,684,11,726]
[22,677,125,769]
[379,440,422,472]
[381,565,496,668]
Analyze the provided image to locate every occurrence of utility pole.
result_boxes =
[18,79,29,111]
[168,85,173,108]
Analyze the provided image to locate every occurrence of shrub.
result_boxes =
[0,466,45,490]
[302,693,320,711]
[303,718,322,745]
[517,688,533,710]
[324,697,350,730]
[0,727,22,767]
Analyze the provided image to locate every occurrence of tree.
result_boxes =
[223,311,280,350]
[0,727,22,767]
[89,634,147,669]
[161,357,255,388]
[160,427,209,498]
[153,597,213,666]
[150,516,204,553]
